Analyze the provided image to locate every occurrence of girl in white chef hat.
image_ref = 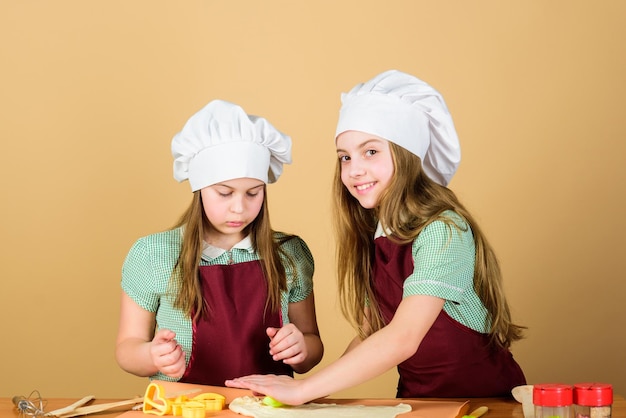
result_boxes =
[227,70,526,403]
[116,100,323,386]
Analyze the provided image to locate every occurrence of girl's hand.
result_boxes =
[225,374,308,406]
[267,324,307,365]
[150,328,186,378]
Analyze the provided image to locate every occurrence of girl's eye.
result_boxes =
[218,192,232,197]
[338,155,350,162]
[247,192,259,197]
[365,149,377,157]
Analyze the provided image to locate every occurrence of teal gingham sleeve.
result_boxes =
[402,212,488,332]
[121,238,161,312]
[277,235,315,324]
[403,213,476,303]
[121,230,182,312]
[283,236,315,303]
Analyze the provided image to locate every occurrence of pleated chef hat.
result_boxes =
[172,100,292,191]
[335,70,461,186]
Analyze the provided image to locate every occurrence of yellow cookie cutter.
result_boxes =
[143,382,171,416]
[143,382,225,416]
[181,401,205,418]
[170,395,190,416]
[191,393,225,411]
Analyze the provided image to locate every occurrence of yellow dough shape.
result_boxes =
[262,396,285,407]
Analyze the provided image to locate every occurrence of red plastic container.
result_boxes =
[533,384,573,418]
[573,383,612,418]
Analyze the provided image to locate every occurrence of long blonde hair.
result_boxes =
[170,188,294,322]
[334,142,524,348]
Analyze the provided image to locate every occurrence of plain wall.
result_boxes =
[1,0,625,400]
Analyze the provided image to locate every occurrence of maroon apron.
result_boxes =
[180,260,293,385]
[372,236,526,398]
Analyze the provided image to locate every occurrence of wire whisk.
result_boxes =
[12,390,47,417]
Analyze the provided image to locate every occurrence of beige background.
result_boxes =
[1,0,625,400]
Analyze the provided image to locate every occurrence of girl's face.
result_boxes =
[336,130,394,209]
[200,177,265,249]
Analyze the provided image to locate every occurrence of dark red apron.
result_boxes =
[372,236,526,398]
[180,260,293,386]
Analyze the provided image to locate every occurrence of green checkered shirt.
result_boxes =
[121,227,314,381]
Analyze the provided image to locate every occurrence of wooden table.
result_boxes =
[2,394,625,417]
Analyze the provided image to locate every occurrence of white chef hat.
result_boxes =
[335,70,461,186]
[172,100,292,191]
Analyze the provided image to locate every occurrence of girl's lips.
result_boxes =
[226,221,244,228]
[355,182,376,193]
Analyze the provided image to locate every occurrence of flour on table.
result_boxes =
[229,396,412,418]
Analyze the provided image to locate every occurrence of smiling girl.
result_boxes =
[227,70,525,404]
[115,100,323,386]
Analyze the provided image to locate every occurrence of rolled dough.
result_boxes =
[229,396,412,417]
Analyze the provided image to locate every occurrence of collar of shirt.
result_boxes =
[374,222,393,239]
[202,235,254,259]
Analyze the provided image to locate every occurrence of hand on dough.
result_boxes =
[226,374,307,406]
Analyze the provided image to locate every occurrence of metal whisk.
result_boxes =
[11,390,47,417]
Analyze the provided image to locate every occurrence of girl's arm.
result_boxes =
[115,292,185,378]
[227,294,444,405]
[269,293,324,374]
